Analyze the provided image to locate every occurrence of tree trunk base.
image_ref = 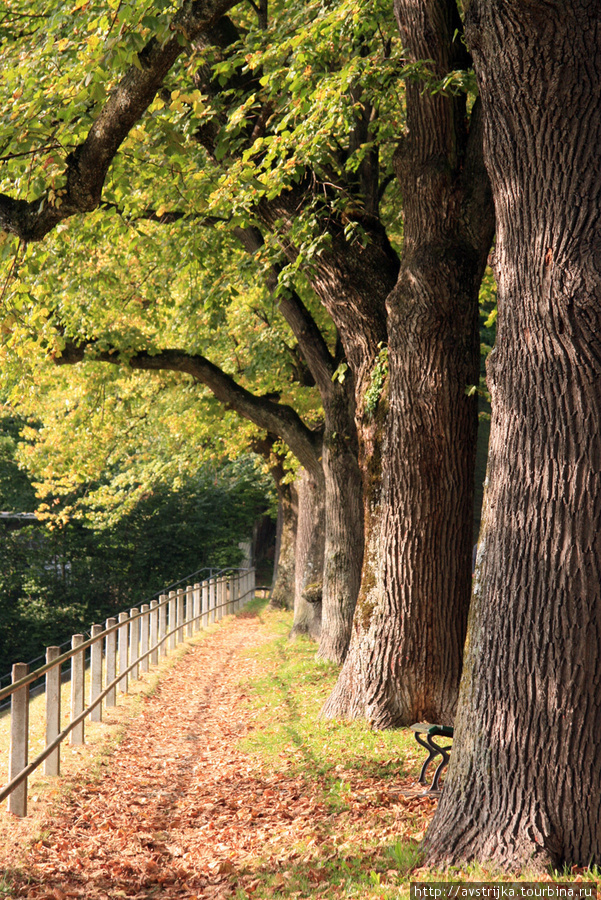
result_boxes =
[315,636,347,666]
[268,592,292,611]
[321,608,460,728]
[289,618,321,642]
[424,815,556,873]
[320,655,365,720]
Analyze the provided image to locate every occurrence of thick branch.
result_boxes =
[233,225,339,394]
[57,342,323,478]
[255,184,394,383]
[0,0,240,243]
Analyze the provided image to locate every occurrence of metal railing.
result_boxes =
[1,565,256,816]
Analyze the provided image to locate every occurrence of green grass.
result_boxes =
[240,609,420,779]
[234,607,601,898]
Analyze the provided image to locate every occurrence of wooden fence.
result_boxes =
[0,566,256,817]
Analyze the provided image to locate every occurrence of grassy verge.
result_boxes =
[236,607,600,898]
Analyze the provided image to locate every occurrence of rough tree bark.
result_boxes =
[290,468,324,641]
[322,0,494,727]
[317,380,364,662]
[270,478,297,611]
[426,0,601,869]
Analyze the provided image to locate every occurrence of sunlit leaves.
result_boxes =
[0,202,324,521]
[0,0,408,522]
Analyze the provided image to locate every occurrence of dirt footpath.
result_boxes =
[2,609,296,900]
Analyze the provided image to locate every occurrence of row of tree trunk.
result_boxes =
[266,0,494,735]
[6,0,597,870]
[268,0,601,871]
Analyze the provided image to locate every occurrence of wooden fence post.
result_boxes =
[251,567,255,602]
[105,618,117,707]
[70,635,85,745]
[177,588,185,643]
[202,581,209,627]
[118,613,129,693]
[150,599,159,665]
[8,662,29,817]
[45,647,61,777]
[186,585,194,638]
[158,595,167,658]
[90,625,103,723]
[140,604,150,674]
[193,583,201,632]
[130,609,139,681]
[169,592,177,650]
[209,578,216,624]
[219,578,226,620]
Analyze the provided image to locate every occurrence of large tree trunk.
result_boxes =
[270,479,298,611]
[425,1,601,870]
[323,0,494,726]
[317,379,364,663]
[290,468,324,641]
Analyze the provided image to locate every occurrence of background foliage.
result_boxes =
[0,408,273,676]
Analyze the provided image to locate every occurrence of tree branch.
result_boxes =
[99,201,230,227]
[0,0,241,243]
[233,225,339,394]
[56,341,323,479]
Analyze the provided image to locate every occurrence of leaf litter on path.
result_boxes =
[0,610,435,899]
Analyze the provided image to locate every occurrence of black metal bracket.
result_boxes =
[411,723,453,793]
